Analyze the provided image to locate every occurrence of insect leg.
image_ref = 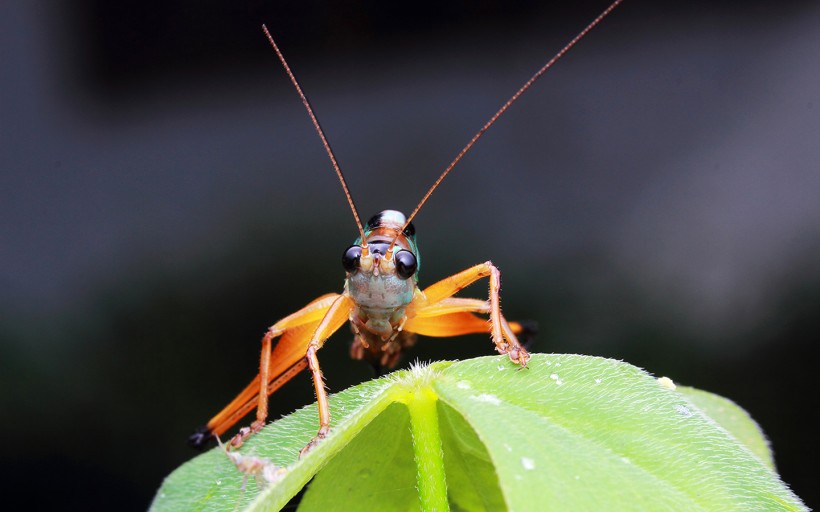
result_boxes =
[410,262,530,366]
[189,294,342,449]
[297,294,355,457]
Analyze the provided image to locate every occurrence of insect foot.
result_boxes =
[510,346,531,367]
[230,420,266,449]
[299,427,330,458]
[498,343,531,367]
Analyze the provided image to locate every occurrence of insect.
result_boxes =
[189,0,624,455]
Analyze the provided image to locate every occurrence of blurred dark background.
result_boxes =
[2,0,818,509]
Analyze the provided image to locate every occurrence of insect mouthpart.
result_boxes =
[370,242,394,277]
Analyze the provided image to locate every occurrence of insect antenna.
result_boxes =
[399,0,625,236]
[262,25,368,247]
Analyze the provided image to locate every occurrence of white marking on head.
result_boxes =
[378,210,406,230]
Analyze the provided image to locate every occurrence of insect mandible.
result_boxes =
[189,0,624,456]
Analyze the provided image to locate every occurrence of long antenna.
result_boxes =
[262,25,367,245]
[401,0,625,233]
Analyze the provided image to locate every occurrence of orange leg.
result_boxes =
[236,293,353,450]
[407,262,530,366]
[297,294,355,456]
[190,293,349,449]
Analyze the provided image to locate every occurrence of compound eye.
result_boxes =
[394,250,417,279]
[342,245,362,273]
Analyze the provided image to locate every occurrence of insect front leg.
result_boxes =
[411,261,530,366]
[297,294,356,457]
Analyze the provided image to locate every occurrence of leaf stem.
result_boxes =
[408,388,448,512]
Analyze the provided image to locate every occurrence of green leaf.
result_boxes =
[151,355,806,511]
[676,385,775,469]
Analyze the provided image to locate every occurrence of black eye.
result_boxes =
[342,245,362,273]
[394,250,417,279]
[403,221,415,237]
